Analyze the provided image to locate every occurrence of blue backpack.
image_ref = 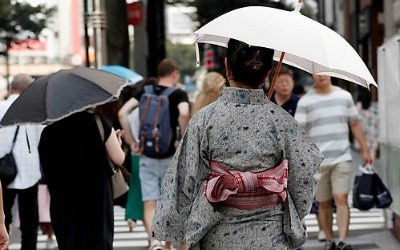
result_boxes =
[138,85,178,157]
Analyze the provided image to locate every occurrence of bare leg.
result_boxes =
[317,200,334,241]
[164,241,172,249]
[333,193,350,241]
[144,200,158,246]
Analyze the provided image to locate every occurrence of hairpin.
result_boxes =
[245,50,263,70]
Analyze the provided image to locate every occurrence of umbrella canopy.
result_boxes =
[194,4,377,89]
[0,67,128,127]
[100,65,143,85]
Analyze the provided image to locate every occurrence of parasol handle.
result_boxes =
[267,52,285,99]
[294,0,302,12]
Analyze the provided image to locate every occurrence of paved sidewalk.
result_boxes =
[303,149,400,249]
[303,228,400,250]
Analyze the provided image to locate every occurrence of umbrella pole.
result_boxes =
[267,52,285,99]
[268,0,301,99]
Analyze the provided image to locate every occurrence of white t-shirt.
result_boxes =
[295,86,359,166]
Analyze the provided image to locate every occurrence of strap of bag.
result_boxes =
[94,115,116,172]
[144,85,154,94]
[10,126,20,152]
[161,86,178,96]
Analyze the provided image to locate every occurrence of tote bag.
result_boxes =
[353,165,375,210]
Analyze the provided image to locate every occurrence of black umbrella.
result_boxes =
[0,67,128,127]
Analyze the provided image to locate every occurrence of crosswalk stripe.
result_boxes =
[8,196,387,249]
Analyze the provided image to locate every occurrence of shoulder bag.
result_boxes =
[0,126,20,186]
[95,115,130,199]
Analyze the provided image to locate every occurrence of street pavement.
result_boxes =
[7,149,400,249]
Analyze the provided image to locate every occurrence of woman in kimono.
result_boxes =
[151,39,323,250]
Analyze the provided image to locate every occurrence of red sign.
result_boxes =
[9,39,46,51]
[127,2,144,26]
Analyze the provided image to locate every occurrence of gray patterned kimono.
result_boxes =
[152,87,323,250]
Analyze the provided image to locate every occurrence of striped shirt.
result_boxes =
[295,86,359,166]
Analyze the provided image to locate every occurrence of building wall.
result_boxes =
[379,34,400,241]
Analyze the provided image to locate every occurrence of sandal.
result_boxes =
[127,219,136,232]
[149,240,163,250]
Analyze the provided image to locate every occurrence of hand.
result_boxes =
[130,142,141,155]
[0,223,9,250]
[361,149,373,166]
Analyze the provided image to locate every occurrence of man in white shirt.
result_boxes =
[0,74,44,249]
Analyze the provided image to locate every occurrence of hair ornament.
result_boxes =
[245,50,263,70]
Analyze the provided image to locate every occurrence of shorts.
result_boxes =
[315,161,352,202]
[139,155,173,201]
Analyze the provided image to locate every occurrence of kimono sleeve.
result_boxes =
[277,113,323,219]
[151,116,208,243]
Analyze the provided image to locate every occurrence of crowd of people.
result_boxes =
[0,43,377,250]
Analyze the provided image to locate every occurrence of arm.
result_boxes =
[0,182,9,250]
[349,119,372,165]
[105,128,126,166]
[177,101,190,135]
[118,98,139,153]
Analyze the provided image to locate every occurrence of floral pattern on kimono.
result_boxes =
[151,87,323,250]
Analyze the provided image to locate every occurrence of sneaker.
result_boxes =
[337,241,353,250]
[318,230,326,241]
[324,240,336,250]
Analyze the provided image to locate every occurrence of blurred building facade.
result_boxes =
[0,0,83,98]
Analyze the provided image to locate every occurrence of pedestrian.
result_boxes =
[0,74,43,250]
[120,78,157,233]
[191,71,225,116]
[38,107,126,250]
[0,181,9,250]
[355,87,379,161]
[295,75,373,250]
[269,65,300,117]
[151,39,323,250]
[118,59,190,250]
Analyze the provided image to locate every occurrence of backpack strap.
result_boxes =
[139,94,153,153]
[161,86,179,96]
[144,85,155,94]
[10,126,20,152]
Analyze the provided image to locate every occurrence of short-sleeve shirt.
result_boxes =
[134,85,189,158]
[294,86,359,166]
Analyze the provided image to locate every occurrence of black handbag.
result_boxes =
[373,171,392,208]
[352,165,375,211]
[353,165,393,210]
[0,126,20,186]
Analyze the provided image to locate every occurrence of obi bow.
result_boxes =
[205,160,288,209]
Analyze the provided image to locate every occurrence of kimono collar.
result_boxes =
[219,87,269,105]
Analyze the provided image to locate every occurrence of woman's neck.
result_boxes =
[229,79,263,89]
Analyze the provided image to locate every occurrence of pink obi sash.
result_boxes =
[204,160,288,210]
